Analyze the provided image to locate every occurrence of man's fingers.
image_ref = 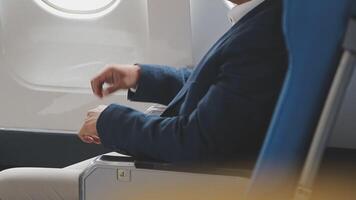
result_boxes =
[91,76,106,98]
[83,136,94,143]
[90,80,98,97]
[78,125,93,144]
[102,85,120,97]
[82,136,100,144]
[91,66,124,98]
[92,136,102,144]
[91,67,112,98]
[78,133,92,144]
[79,134,97,144]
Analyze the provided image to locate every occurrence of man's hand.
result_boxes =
[78,105,107,144]
[91,64,141,98]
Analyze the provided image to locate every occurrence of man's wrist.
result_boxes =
[130,64,141,93]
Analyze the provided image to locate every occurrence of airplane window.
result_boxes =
[41,0,118,14]
[5,0,193,92]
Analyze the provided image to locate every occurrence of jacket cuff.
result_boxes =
[127,64,161,102]
[96,104,123,150]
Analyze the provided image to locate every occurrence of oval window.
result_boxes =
[41,0,118,14]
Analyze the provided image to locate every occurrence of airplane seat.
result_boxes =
[247,0,356,199]
[79,0,356,200]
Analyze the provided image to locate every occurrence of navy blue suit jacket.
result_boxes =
[97,0,287,163]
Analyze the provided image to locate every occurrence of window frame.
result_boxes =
[41,0,118,15]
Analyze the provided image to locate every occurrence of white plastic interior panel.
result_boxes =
[81,161,249,200]
[0,0,193,131]
[190,0,231,64]
[2,0,192,91]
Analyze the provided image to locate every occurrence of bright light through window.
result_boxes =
[42,0,118,14]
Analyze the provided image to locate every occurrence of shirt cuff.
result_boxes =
[129,84,138,93]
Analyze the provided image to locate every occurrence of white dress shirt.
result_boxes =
[228,0,265,24]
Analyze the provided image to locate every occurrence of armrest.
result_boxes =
[98,154,252,177]
[80,154,251,200]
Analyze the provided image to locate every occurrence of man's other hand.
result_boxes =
[78,105,107,144]
[91,64,141,98]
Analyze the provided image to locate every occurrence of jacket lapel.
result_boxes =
[161,0,273,116]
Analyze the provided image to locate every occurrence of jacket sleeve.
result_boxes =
[97,55,286,163]
[127,64,192,105]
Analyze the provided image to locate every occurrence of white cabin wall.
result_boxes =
[0,0,355,150]
[190,0,231,65]
[0,0,192,132]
